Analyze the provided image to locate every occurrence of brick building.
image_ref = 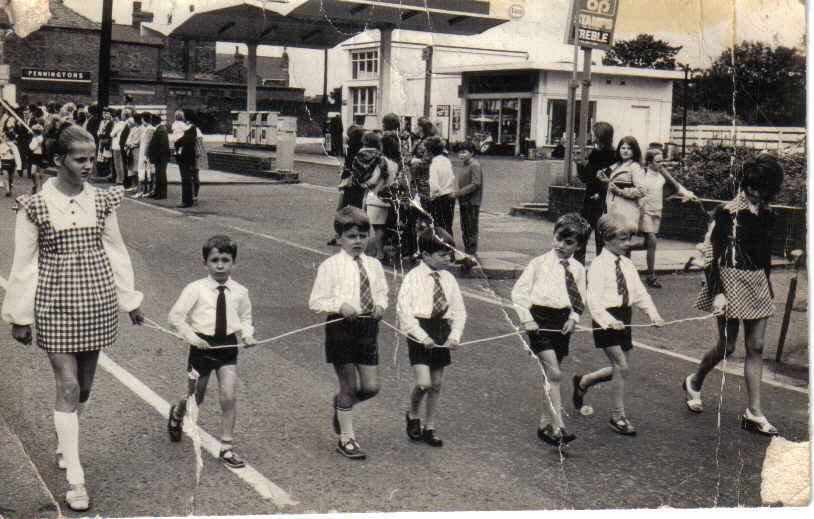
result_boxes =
[2,0,304,129]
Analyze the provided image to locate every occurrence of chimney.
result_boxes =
[132,1,154,29]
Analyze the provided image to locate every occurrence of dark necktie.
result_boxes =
[560,259,584,315]
[430,271,448,318]
[355,256,374,314]
[615,257,629,307]
[215,285,227,339]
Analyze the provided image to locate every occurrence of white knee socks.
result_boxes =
[54,411,84,485]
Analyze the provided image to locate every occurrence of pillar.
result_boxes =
[247,42,258,112]
[377,27,392,119]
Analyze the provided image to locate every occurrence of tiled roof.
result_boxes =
[0,0,98,31]
[112,24,165,46]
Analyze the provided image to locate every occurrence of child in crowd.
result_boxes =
[28,123,45,193]
[512,213,590,446]
[573,213,664,436]
[455,143,483,263]
[365,132,400,261]
[684,154,783,435]
[2,123,143,511]
[426,136,455,235]
[0,128,22,197]
[399,228,466,447]
[167,235,256,469]
[636,148,696,287]
[309,206,388,459]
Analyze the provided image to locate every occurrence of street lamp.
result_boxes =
[677,62,698,162]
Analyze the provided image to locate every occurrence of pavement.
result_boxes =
[0,172,808,516]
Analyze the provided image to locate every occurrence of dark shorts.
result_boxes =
[187,333,238,377]
[527,306,572,361]
[592,306,633,351]
[407,317,452,370]
[325,314,379,365]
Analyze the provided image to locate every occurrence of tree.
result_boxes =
[602,34,682,70]
[694,42,805,125]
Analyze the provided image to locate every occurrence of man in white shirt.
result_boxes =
[425,136,456,235]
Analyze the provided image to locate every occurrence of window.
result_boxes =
[546,99,597,144]
[351,49,379,80]
[351,87,377,118]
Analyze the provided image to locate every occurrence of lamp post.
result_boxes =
[677,62,696,162]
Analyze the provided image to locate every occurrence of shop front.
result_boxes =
[463,72,534,155]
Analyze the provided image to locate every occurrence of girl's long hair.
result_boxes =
[615,135,642,164]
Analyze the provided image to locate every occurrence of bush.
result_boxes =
[674,144,806,206]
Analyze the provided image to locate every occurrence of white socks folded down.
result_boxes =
[54,411,85,486]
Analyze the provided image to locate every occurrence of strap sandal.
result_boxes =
[422,428,443,447]
[406,411,422,441]
[66,484,90,512]
[572,375,587,410]
[167,404,183,442]
[682,374,703,413]
[608,416,637,436]
[219,448,246,469]
[741,410,779,436]
[537,424,562,446]
[336,438,367,459]
[645,277,663,288]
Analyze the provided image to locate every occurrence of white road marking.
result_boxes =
[97,353,298,507]
[123,197,184,216]
[0,274,297,507]
[295,183,338,194]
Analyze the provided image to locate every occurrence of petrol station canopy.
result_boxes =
[165,0,511,48]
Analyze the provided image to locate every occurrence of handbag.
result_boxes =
[194,135,208,170]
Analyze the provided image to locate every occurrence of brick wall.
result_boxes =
[161,36,216,78]
[5,28,100,104]
[111,43,160,81]
[548,186,806,255]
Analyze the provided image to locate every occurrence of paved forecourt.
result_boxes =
[0,177,808,515]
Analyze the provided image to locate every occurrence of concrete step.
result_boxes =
[509,203,549,219]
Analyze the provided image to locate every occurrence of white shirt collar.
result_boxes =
[205,275,233,290]
[40,178,96,212]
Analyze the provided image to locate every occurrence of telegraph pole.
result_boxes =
[422,45,433,117]
[98,0,113,107]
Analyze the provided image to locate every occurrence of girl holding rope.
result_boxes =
[683,154,784,436]
[1,123,144,512]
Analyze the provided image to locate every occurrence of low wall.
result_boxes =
[206,151,298,182]
[548,186,806,255]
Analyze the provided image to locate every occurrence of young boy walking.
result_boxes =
[167,235,256,468]
[512,213,590,445]
[399,228,466,447]
[309,206,388,459]
[573,214,664,435]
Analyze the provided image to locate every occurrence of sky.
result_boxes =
[63,0,807,94]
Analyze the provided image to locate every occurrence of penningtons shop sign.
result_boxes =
[20,69,92,95]
[21,69,92,82]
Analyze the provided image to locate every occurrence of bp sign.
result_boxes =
[565,0,619,50]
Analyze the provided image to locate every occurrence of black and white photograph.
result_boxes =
[0,0,809,517]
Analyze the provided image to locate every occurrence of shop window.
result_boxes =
[351,87,377,119]
[466,97,532,155]
[546,99,597,144]
[351,49,379,80]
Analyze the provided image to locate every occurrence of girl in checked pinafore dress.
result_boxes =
[682,154,783,436]
[1,124,143,512]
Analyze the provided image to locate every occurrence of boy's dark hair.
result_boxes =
[381,113,400,132]
[739,153,783,200]
[615,135,642,163]
[554,213,592,245]
[419,228,454,255]
[202,235,238,261]
[362,131,382,149]
[334,206,371,235]
[424,135,444,156]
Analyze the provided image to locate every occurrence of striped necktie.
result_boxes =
[430,271,448,318]
[354,256,374,314]
[560,259,584,315]
[615,257,629,307]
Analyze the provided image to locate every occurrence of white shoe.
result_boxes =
[66,484,90,511]
[741,409,778,436]
[682,374,703,413]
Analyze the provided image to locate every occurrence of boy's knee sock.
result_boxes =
[76,390,91,416]
[337,406,354,441]
[54,411,84,486]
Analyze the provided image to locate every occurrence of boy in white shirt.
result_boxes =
[426,136,456,235]
[512,213,591,446]
[166,235,256,469]
[309,206,388,460]
[399,228,466,448]
[573,214,664,436]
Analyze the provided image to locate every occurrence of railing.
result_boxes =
[671,125,805,150]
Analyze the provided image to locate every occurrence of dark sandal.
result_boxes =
[167,405,183,442]
[219,448,246,469]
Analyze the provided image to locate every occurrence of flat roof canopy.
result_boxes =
[165,0,510,48]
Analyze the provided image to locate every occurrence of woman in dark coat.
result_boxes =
[575,121,616,263]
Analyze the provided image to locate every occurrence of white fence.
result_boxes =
[670,125,805,150]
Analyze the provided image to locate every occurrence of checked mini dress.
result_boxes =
[15,185,127,352]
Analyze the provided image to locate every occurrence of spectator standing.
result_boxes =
[575,121,615,264]
[95,109,113,181]
[148,114,170,200]
[454,142,483,261]
[426,136,455,235]
[109,109,127,185]
[175,119,200,208]
[124,112,143,193]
